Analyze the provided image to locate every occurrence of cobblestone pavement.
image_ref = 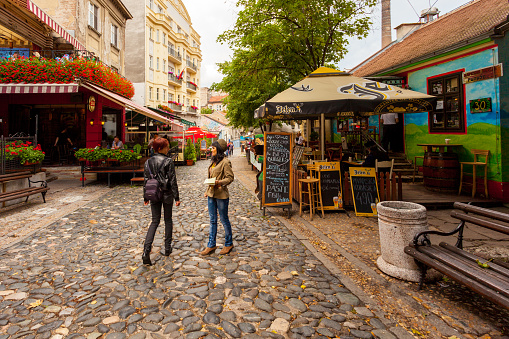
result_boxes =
[231,154,509,339]
[0,154,407,339]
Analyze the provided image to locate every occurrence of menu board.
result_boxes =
[262,132,293,206]
[292,146,305,168]
[349,167,379,217]
[317,162,343,211]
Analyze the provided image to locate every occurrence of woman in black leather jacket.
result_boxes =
[143,137,180,265]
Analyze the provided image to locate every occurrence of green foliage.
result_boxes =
[212,0,377,128]
[74,148,141,162]
[201,108,214,114]
[184,139,196,161]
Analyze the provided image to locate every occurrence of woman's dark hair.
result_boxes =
[211,144,225,164]
[153,137,169,153]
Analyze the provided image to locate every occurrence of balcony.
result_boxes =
[168,48,182,64]
[186,60,197,73]
[168,102,182,111]
[186,106,198,114]
[186,81,197,93]
[168,73,182,87]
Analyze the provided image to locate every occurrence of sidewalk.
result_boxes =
[231,151,509,338]
[0,152,409,338]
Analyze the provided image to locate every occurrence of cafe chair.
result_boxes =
[459,149,490,198]
[375,159,394,178]
[298,177,324,221]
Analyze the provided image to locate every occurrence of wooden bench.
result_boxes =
[404,202,509,310]
[0,171,50,206]
[81,167,144,187]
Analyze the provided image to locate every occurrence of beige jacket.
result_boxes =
[206,158,234,199]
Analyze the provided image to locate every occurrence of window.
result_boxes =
[149,87,153,100]
[163,33,166,45]
[169,93,174,101]
[156,30,160,42]
[156,88,159,101]
[428,72,464,132]
[169,66,174,74]
[163,60,166,72]
[158,5,162,13]
[156,57,159,70]
[149,28,153,40]
[149,56,153,69]
[89,3,99,30]
[111,24,118,47]
[163,89,166,101]
[148,0,153,10]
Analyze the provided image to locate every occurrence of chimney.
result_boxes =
[420,7,440,23]
[381,0,392,48]
[395,23,421,40]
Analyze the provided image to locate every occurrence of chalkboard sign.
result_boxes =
[262,132,293,206]
[317,162,343,210]
[349,167,380,217]
[201,139,207,150]
[292,146,305,168]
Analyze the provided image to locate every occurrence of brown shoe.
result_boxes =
[199,246,217,256]
[219,246,234,255]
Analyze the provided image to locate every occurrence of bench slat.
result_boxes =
[0,187,49,203]
[413,246,509,298]
[405,246,509,310]
[0,171,31,178]
[454,202,509,224]
[451,211,509,235]
[0,186,46,197]
[439,242,509,280]
[0,174,33,183]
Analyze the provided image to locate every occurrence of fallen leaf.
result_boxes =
[28,300,42,309]
[90,300,97,305]
[89,220,98,224]
[290,271,299,276]
[301,285,306,289]
[74,269,81,272]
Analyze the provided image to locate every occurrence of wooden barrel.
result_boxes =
[422,152,459,192]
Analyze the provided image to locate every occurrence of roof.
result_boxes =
[352,0,509,77]
[203,111,229,126]
[208,94,228,104]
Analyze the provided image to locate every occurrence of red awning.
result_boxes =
[26,0,85,50]
[79,80,183,127]
[0,83,79,94]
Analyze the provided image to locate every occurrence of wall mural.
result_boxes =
[406,47,502,182]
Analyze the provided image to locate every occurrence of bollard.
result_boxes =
[376,201,433,282]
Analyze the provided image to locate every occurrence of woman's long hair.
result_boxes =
[211,142,225,164]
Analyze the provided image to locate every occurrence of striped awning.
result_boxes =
[26,0,85,50]
[0,83,79,94]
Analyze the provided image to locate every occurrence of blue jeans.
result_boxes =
[207,197,233,248]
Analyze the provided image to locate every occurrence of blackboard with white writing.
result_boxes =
[317,162,343,210]
[350,167,379,216]
[263,132,293,206]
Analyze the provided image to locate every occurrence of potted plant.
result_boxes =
[114,149,141,163]
[19,145,45,165]
[184,138,196,165]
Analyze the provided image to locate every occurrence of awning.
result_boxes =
[148,107,180,121]
[26,0,85,50]
[181,118,196,127]
[0,83,79,94]
[79,80,183,127]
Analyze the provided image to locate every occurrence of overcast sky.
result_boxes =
[185,0,471,88]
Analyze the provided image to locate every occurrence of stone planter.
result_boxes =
[376,201,436,282]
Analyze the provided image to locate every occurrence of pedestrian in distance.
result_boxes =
[148,133,159,157]
[200,139,235,256]
[380,113,399,152]
[142,137,180,266]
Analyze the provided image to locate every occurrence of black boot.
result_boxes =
[142,245,152,266]
[160,238,172,256]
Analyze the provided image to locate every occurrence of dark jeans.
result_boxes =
[382,124,398,151]
[207,197,233,248]
[144,200,174,249]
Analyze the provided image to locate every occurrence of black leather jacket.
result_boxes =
[144,153,179,203]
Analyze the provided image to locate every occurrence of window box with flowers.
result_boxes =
[4,141,45,165]
[168,101,182,106]
[0,57,135,98]
[158,104,174,113]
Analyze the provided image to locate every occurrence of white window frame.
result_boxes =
[156,57,159,70]
[156,88,159,101]
[149,87,153,100]
[163,60,166,72]
[111,24,118,47]
[149,56,153,69]
[156,30,160,42]
[89,3,99,30]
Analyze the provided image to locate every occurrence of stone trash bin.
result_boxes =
[376,201,430,282]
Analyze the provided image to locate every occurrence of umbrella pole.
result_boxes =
[320,113,325,160]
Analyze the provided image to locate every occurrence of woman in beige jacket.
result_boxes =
[200,139,235,256]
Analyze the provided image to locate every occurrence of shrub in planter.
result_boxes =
[184,139,196,164]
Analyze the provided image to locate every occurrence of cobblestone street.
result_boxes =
[0,155,406,339]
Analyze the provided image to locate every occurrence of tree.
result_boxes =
[201,107,214,115]
[212,0,377,128]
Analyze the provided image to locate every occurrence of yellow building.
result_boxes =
[124,0,202,125]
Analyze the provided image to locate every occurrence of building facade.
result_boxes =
[123,0,202,125]
[351,0,509,201]
[31,0,132,75]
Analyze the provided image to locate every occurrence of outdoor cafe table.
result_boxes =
[417,143,463,193]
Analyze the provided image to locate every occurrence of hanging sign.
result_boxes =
[317,162,343,211]
[349,167,380,217]
[463,64,503,84]
[262,132,293,206]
